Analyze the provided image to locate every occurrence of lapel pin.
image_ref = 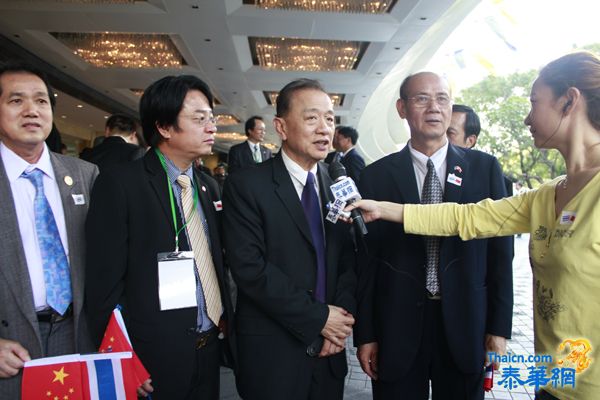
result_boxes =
[64,176,73,186]
[453,166,462,174]
[201,185,207,192]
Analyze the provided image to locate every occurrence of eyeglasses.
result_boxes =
[184,110,217,126]
[405,95,451,107]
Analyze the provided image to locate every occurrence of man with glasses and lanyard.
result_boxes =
[354,72,513,400]
[85,75,234,399]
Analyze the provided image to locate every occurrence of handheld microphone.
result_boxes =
[328,161,368,236]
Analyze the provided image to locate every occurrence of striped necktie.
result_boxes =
[176,175,222,325]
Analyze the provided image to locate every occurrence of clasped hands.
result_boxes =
[319,305,354,358]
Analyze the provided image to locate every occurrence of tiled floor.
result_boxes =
[220,234,536,400]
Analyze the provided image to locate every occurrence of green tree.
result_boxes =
[457,70,565,188]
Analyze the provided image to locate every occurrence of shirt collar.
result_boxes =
[1,142,56,183]
[408,139,448,175]
[162,152,194,186]
[281,148,318,186]
[342,146,354,157]
[247,140,259,151]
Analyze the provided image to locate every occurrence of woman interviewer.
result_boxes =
[347,51,600,400]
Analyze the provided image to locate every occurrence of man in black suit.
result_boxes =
[354,72,513,400]
[332,126,365,184]
[223,79,356,400]
[85,75,234,400]
[80,114,144,171]
[227,115,272,174]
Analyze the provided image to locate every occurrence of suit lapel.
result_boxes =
[49,153,87,323]
[0,153,39,330]
[193,172,219,254]
[273,155,314,246]
[444,144,467,203]
[390,146,421,204]
[146,150,179,236]
[317,163,339,299]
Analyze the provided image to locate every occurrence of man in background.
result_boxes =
[81,113,145,171]
[227,115,272,174]
[0,62,98,398]
[332,125,365,184]
[447,104,513,196]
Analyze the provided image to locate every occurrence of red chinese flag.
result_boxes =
[99,308,150,386]
[22,354,84,400]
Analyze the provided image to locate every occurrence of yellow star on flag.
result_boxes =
[69,388,75,394]
[52,367,70,385]
[110,336,115,342]
[46,391,52,397]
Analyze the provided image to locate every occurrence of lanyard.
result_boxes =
[155,148,200,252]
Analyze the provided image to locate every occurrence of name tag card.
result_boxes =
[157,251,197,311]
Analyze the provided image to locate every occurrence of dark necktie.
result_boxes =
[301,172,326,302]
[421,159,443,295]
[22,168,72,315]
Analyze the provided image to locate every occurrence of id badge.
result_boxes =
[157,251,197,311]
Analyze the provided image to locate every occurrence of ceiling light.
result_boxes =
[51,32,186,69]
[250,37,367,72]
[243,0,396,14]
[215,114,241,126]
[215,132,247,141]
[264,91,345,107]
[77,104,83,108]
[50,0,144,3]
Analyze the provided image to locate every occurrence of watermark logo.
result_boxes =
[489,338,592,391]
[557,338,592,373]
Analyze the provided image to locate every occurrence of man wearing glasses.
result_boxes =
[85,75,234,399]
[353,72,513,400]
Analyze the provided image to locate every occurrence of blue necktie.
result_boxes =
[23,169,72,315]
[301,172,326,302]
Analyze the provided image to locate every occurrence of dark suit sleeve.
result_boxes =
[352,168,379,345]
[222,173,328,345]
[332,235,357,316]
[227,145,242,175]
[484,158,513,339]
[85,168,129,346]
[343,152,365,184]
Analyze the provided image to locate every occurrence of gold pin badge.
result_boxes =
[64,176,73,186]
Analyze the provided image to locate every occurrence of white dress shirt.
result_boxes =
[281,148,320,201]
[408,139,448,200]
[1,142,69,311]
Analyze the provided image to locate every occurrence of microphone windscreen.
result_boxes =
[328,161,347,182]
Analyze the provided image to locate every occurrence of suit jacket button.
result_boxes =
[1,320,8,327]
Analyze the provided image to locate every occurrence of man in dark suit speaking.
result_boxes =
[354,72,513,400]
[0,62,98,399]
[85,75,234,399]
[227,115,272,174]
[223,79,356,400]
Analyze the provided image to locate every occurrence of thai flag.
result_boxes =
[483,364,494,392]
[81,352,138,400]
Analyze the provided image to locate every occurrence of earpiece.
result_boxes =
[562,100,572,114]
